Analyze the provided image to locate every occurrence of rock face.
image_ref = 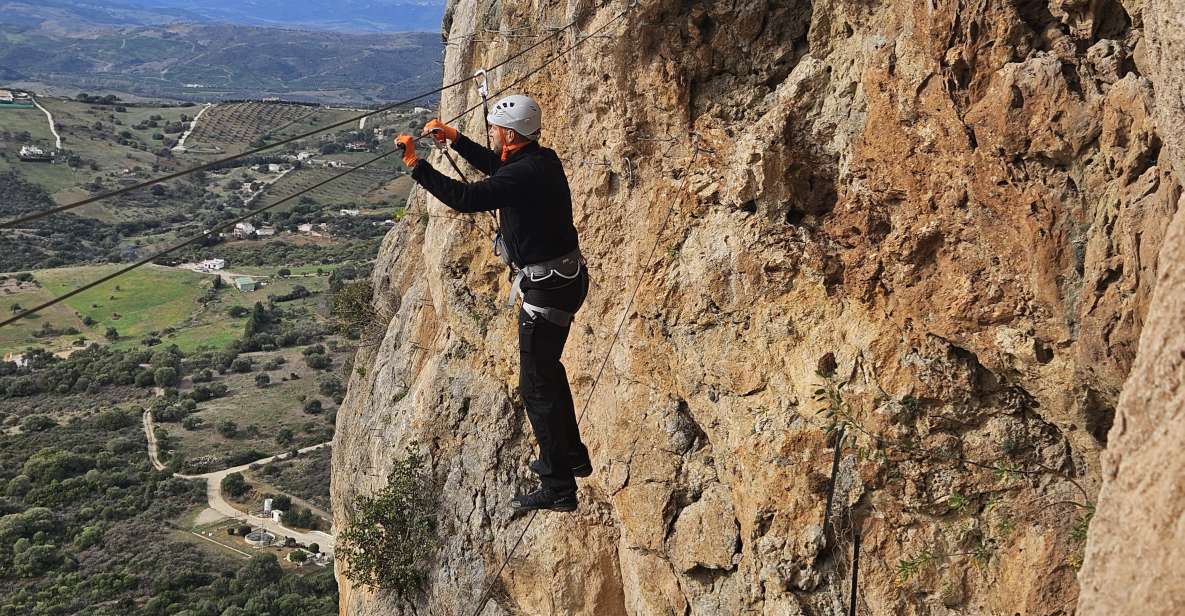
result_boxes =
[331,0,1183,614]
[1077,1,1185,614]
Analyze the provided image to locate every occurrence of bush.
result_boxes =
[254,373,271,388]
[21,415,56,432]
[230,358,253,373]
[221,472,249,498]
[337,449,437,594]
[317,374,344,399]
[302,399,323,415]
[181,416,203,430]
[304,353,330,370]
[217,420,238,438]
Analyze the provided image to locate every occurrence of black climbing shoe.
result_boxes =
[529,458,593,478]
[511,488,578,513]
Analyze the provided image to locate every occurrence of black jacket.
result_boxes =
[410,134,579,267]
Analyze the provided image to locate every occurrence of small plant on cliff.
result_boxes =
[947,491,969,514]
[336,447,438,595]
[1070,508,1095,542]
[896,548,936,583]
[331,280,389,345]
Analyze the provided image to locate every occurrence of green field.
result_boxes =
[37,264,209,341]
[1,262,333,356]
[0,279,89,356]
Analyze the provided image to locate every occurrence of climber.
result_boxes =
[395,94,592,513]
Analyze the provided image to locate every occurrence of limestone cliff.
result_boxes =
[1077,1,1185,613]
[331,0,1183,614]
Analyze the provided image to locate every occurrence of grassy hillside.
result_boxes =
[0,263,338,357]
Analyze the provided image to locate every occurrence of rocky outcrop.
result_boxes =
[332,0,1182,614]
[1077,1,1185,613]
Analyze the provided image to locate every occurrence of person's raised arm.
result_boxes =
[424,119,500,176]
[413,162,525,213]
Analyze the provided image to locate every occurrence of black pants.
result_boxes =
[518,267,590,494]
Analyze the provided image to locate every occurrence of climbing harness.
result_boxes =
[505,247,585,327]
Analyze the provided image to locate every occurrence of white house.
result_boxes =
[297,223,314,233]
[267,164,282,173]
[338,209,360,217]
[256,227,277,237]
[233,222,256,238]
[18,145,53,161]
[272,510,284,523]
[198,258,226,271]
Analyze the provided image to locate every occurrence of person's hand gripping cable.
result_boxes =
[394,134,418,168]
[423,119,458,145]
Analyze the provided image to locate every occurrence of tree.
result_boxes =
[181,416,203,430]
[275,428,294,446]
[277,268,291,278]
[302,399,323,415]
[230,358,253,373]
[308,542,320,554]
[13,543,62,577]
[105,327,119,341]
[154,367,179,387]
[9,303,22,314]
[238,554,284,586]
[135,370,155,387]
[271,494,292,511]
[221,472,249,498]
[5,475,31,497]
[254,373,271,388]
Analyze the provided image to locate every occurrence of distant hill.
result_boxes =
[0,0,446,33]
[0,20,443,104]
[118,0,447,33]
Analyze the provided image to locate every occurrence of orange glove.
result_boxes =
[395,135,417,167]
[423,119,458,144]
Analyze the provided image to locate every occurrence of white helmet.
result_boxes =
[487,94,541,141]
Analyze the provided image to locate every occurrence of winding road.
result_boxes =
[143,410,336,554]
[31,98,62,150]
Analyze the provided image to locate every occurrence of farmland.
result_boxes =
[258,167,399,210]
[186,101,320,151]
